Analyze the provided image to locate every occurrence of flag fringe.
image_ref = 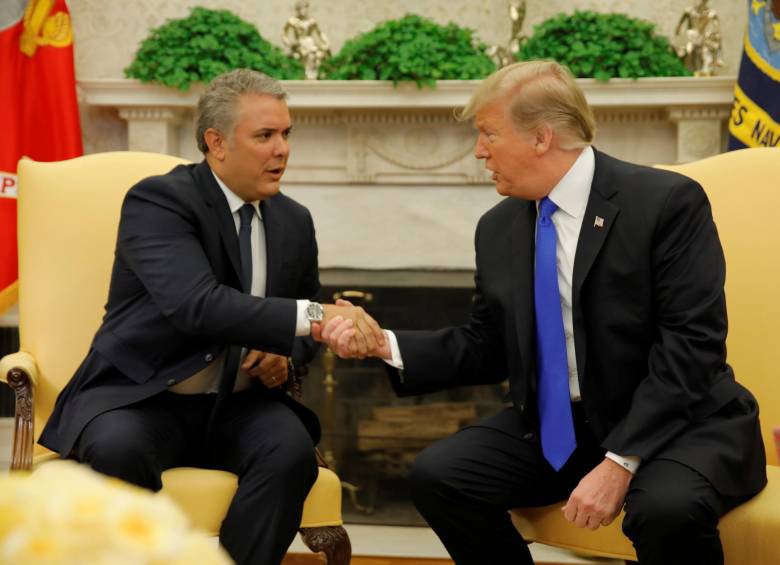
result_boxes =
[0,282,19,317]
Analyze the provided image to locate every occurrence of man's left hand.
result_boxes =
[562,458,632,530]
[242,350,288,389]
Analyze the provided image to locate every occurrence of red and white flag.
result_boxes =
[0,0,83,313]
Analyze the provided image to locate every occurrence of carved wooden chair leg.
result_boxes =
[300,526,351,565]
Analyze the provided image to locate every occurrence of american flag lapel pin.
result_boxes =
[593,216,605,229]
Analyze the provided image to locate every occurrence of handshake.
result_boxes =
[311,299,390,360]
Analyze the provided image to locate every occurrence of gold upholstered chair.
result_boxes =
[511,147,780,563]
[0,152,350,564]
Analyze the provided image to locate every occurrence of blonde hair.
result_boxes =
[195,69,287,154]
[460,60,596,150]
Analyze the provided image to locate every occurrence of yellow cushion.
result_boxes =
[161,468,238,537]
[160,466,343,536]
[513,466,780,562]
[32,454,344,537]
[719,466,780,564]
[299,466,344,528]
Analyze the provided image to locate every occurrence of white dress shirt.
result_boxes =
[384,147,640,473]
[170,169,312,394]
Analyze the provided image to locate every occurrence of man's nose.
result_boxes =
[474,138,488,159]
[274,136,289,157]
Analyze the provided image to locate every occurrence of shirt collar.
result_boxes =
[210,168,262,219]
[545,146,594,220]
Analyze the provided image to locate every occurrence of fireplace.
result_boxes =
[302,271,508,525]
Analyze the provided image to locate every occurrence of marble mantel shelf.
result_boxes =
[79,76,737,110]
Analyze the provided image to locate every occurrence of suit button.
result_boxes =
[167,378,176,386]
[204,353,214,363]
[522,432,535,441]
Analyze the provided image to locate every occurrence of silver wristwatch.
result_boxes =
[305,302,324,322]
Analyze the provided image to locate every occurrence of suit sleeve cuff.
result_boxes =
[295,300,311,337]
[382,330,404,370]
[605,452,641,474]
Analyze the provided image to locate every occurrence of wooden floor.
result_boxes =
[283,557,454,565]
[283,555,572,565]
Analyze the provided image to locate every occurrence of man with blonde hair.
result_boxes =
[317,60,766,564]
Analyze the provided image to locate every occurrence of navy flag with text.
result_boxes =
[728,0,780,149]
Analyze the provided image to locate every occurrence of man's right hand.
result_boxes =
[313,299,385,358]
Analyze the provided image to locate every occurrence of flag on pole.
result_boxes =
[728,0,780,149]
[0,0,83,314]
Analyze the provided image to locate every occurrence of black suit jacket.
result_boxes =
[389,150,766,498]
[40,161,321,457]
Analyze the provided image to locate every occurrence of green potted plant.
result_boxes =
[125,7,304,90]
[320,14,496,87]
[519,11,690,81]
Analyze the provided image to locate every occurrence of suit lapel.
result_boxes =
[571,150,620,383]
[260,198,285,297]
[572,150,620,305]
[511,200,537,368]
[193,161,243,285]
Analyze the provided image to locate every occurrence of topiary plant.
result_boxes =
[125,7,304,90]
[518,11,691,81]
[319,14,496,87]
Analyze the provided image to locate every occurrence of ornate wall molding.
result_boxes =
[594,109,667,124]
[117,107,186,123]
[667,106,732,121]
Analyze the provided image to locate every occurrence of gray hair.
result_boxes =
[195,69,288,154]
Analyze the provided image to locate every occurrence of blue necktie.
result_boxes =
[238,204,254,293]
[534,197,576,471]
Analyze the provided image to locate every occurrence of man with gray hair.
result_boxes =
[40,69,382,565]
[318,60,766,564]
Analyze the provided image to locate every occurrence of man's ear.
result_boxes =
[204,128,227,160]
[533,123,554,156]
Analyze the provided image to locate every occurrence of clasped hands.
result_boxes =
[243,299,386,389]
[312,299,390,359]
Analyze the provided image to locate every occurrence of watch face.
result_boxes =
[306,302,324,321]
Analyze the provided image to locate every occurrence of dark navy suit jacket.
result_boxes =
[40,160,321,457]
[387,150,766,498]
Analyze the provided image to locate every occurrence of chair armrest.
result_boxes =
[1,351,39,388]
[0,350,38,471]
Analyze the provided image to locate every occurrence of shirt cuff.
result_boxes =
[295,300,312,337]
[382,330,404,369]
[605,452,641,474]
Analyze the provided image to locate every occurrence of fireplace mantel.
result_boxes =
[80,77,735,166]
[77,78,735,271]
[81,76,735,109]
